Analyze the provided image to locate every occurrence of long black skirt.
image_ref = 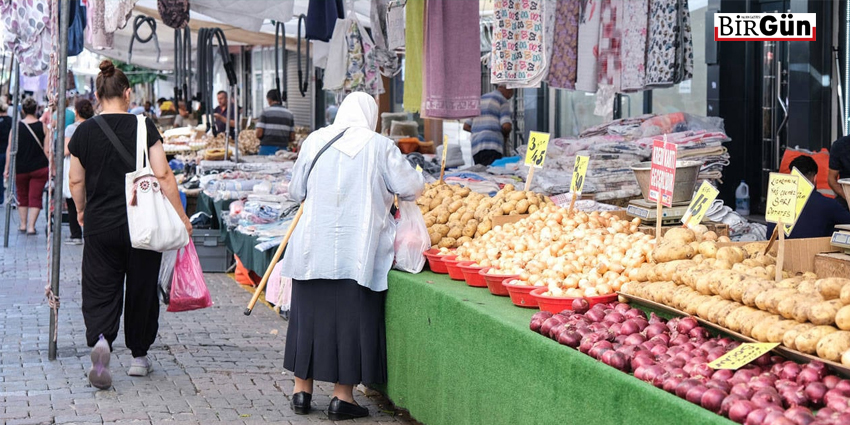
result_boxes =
[283,278,388,385]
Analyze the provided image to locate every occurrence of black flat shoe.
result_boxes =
[328,397,369,421]
[291,391,312,415]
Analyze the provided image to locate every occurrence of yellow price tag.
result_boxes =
[441,135,449,166]
[415,165,423,173]
[681,181,719,228]
[570,156,589,194]
[783,168,814,236]
[708,343,779,370]
[765,172,798,224]
[524,131,551,169]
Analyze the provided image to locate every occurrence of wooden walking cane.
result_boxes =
[244,205,304,316]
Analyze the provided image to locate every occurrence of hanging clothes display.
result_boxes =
[619,0,649,92]
[369,0,402,77]
[158,0,190,29]
[324,18,384,101]
[596,0,621,91]
[490,0,547,88]
[403,0,425,113]
[421,0,480,119]
[575,0,601,92]
[68,0,87,57]
[1,0,53,76]
[103,0,138,34]
[546,0,581,90]
[645,0,693,88]
[86,0,113,50]
[306,0,345,42]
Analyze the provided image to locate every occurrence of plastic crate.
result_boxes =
[192,229,233,273]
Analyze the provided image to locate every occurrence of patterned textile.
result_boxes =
[547,0,581,90]
[645,0,693,87]
[157,0,190,29]
[1,0,53,76]
[369,0,401,77]
[325,19,385,101]
[575,0,601,92]
[620,0,649,92]
[596,0,621,90]
[86,0,113,50]
[103,0,137,33]
[490,0,547,87]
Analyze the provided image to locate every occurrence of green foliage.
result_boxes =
[113,61,165,85]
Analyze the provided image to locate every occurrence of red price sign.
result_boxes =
[648,140,678,208]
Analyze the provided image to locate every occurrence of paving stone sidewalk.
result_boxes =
[0,208,417,425]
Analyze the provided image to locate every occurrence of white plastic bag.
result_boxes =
[125,115,189,252]
[392,201,430,273]
[62,156,71,199]
[158,250,178,304]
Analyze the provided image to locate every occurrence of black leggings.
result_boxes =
[81,224,162,357]
[66,197,82,239]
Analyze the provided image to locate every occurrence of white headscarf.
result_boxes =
[326,92,379,158]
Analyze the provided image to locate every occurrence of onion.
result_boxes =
[571,298,590,314]
[539,316,563,337]
[707,347,727,362]
[609,323,623,336]
[604,312,626,324]
[648,313,664,324]
[779,362,802,381]
[664,376,684,393]
[689,363,714,380]
[650,344,668,357]
[823,375,841,390]
[729,400,758,424]
[824,392,849,412]
[675,379,703,399]
[670,334,690,346]
[686,385,709,405]
[589,341,614,359]
[706,379,732,394]
[783,406,815,425]
[716,337,735,347]
[765,414,793,425]
[700,340,720,352]
[712,369,734,382]
[558,309,576,318]
[640,365,665,385]
[644,323,668,339]
[631,354,655,371]
[632,319,650,332]
[815,407,837,419]
[835,379,850,394]
[677,317,699,334]
[530,311,554,332]
[585,308,606,323]
[701,388,728,413]
[616,344,639,358]
[805,382,828,406]
[748,376,776,392]
[779,386,808,408]
[668,367,687,380]
[614,334,629,345]
[732,383,755,399]
[614,303,630,313]
[689,327,710,340]
[751,388,782,407]
[796,368,822,386]
[775,379,798,392]
[557,330,582,348]
[601,350,628,371]
[625,308,647,320]
[650,334,671,346]
[619,320,641,336]
[754,353,772,367]
[588,322,609,334]
[721,395,745,416]
[745,409,771,425]
[580,333,605,354]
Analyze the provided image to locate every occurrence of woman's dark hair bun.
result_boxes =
[99,60,115,77]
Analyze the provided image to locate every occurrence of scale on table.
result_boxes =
[831,225,850,254]
[626,199,693,225]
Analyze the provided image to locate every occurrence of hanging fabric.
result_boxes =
[546,0,581,90]
[575,0,601,92]
[596,0,621,92]
[1,0,53,76]
[403,0,424,113]
[646,0,693,88]
[191,1,293,33]
[86,0,114,50]
[104,0,138,34]
[677,0,694,84]
[421,0,480,119]
[158,0,190,29]
[324,17,384,101]
[68,0,87,57]
[306,0,345,42]
[620,0,649,92]
[490,0,548,88]
[369,0,402,77]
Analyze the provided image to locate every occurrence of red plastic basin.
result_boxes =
[459,263,487,287]
[443,257,466,281]
[423,249,452,274]
[482,270,515,296]
[530,288,618,314]
[502,279,539,308]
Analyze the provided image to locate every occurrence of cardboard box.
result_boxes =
[719,237,839,274]
[814,252,850,278]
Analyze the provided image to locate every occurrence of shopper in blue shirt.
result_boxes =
[767,156,850,239]
[463,85,513,166]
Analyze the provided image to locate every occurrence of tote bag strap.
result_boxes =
[93,115,134,168]
[135,115,150,170]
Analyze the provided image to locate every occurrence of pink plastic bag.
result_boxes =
[167,241,213,312]
[264,261,292,312]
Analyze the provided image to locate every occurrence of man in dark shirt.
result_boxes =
[213,90,237,139]
[767,156,850,239]
[0,101,10,205]
[829,135,850,210]
[255,90,295,155]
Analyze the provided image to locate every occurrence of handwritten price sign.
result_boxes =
[648,140,678,208]
[765,173,798,225]
[681,182,719,228]
[571,156,589,194]
[783,167,814,236]
[708,343,779,370]
[525,131,551,169]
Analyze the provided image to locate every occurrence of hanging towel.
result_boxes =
[547,0,581,90]
[491,0,547,87]
[645,0,678,88]
[403,0,425,113]
[85,0,113,50]
[575,0,602,92]
[1,0,53,76]
[306,0,345,42]
[104,0,138,33]
[421,0,481,119]
[620,0,649,92]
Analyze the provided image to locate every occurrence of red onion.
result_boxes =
[650,334,671,346]
[625,308,647,320]
[649,312,664,324]
[604,311,626,324]
[667,317,681,331]
[765,413,794,425]
[619,320,641,336]
[614,334,629,345]
[557,329,582,348]
[632,319,650,332]
[674,351,693,364]
[752,353,772,368]
[530,311,554,332]
[700,340,720,351]
[601,350,628,371]
[721,395,745,416]
[677,317,699,334]
[585,308,606,323]
[729,400,758,424]
[797,368,822,386]
[588,322,609,334]
[805,382,828,406]
[823,375,841,390]
[640,365,665,385]
[690,363,715,380]
[701,388,728,413]
[770,356,784,365]
[675,379,703,399]
[816,407,837,419]
[706,379,732,394]
[779,362,802,381]
[650,344,668,357]
[751,388,783,407]
[689,327,710,340]
[708,347,728,362]
[616,344,639,358]
[686,385,709,405]
[749,376,776,392]
[783,406,816,425]
[614,302,630,313]
[824,392,849,412]
[539,316,563,337]
[589,341,614,359]
[671,334,691,346]
[580,333,605,354]
[668,367,688,380]
[775,379,799,392]
[644,323,668,339]
[716,337,734,346]
[839,412,850,423]
[746,409,771,425]
[571,298,590,313]
[779,385,808,408]
[835,379,850,394]
[631,354,655,371]
[727,340,743,350]
[732,383,755,399]
[664,376,684,393]
[712,369,734,382]
[609,322,623,336]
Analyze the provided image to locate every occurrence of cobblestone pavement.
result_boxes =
[0,208,417,425]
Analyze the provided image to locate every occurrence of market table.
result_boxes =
[381,270,733,425]
[196,192,274,275]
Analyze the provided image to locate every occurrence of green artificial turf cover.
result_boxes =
[383,270,735,425]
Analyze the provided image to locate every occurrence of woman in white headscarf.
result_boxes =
[281,92,424,420]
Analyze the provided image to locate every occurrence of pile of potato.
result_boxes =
[621,230,850,365]
[417,182,552,249]
[453,205,645,298]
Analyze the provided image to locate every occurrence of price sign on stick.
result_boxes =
[648,139,678,208]
[681,181,719,228]
[783,167,814,237]
[524,131,550,191]
[439,134,449,183]
[765,173,798,224]
[708,343,779,370]
[568,155,589,215]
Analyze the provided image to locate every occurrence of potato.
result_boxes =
[817,278,850,300]
[766,320,798,343]
[726,307,756,332]
[716,301,743,328]
[508,191,526,202]
[741,311,772,337]
[808,300,844,326]
[432,224,450,238]
[664,228,696,244]
[438,237,457,248]
[742,281,774,307]
[844,349,850,367]
[436,210,450,224]
[714,259,733,270]
[447,226,463,240]
[766,289,798,315]
[702,231,718,241]
[842,284,850,304]
[697,296,724,320]
[456,236,473,247]
[716,246,746,264]
[816,331,850,362]
[835,305,850,331]
[528,204,539,214]
[424,216,436,228]
[793,300,818,323]
[783,323,815,349]
[778,294,810,320]
[652,242,695,264]
[751,315,783,342]
[795,326,839,354]
[515,199,530,214]
[429,231,442,246]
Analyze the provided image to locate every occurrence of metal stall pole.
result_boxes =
[49,0,71,361]
[3,57,20,248]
